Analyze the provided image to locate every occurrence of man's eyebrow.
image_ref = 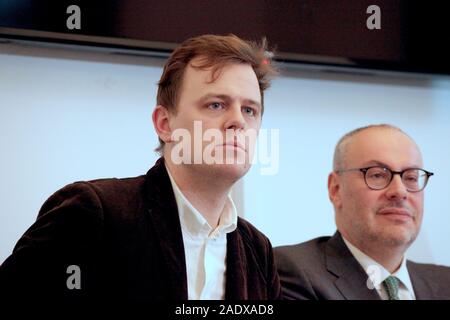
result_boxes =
[242,98,262,109]
[198,93,230,103]
[198,93,261,109]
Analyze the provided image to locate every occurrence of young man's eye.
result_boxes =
[208,102,223,110]
[243,106,255,116]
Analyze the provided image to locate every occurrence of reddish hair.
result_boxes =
[155,34,277,152]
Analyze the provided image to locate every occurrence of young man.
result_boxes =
[275,124,450,300]
[0,34,281,301]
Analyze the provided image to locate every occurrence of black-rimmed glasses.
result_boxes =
[335,166,434,192]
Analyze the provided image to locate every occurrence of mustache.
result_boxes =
[376,202,414,216]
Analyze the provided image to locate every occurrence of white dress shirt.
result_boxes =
[342,237,416,300]
[166,167,238,300]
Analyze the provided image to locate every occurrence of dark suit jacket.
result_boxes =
[275,232,450,300]
[0,158,280,302]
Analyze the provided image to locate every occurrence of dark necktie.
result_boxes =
[382,276,400,300]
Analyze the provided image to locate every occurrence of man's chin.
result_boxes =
[377,227,417,248]
[205,162,250,180]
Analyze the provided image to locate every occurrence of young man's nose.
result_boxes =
[224,104,246,131]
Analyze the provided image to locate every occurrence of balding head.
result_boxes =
[333,124,420,172]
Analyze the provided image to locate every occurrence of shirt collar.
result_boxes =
[342,236,415,294]
[166,164,237,238]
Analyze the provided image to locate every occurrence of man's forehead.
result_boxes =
[350,128,417,148]
[345,128,423,166]
[183,60,261,100]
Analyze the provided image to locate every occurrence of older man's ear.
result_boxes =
[328,172,342,209]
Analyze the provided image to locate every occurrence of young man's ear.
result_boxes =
[328,172,342,209]
[152,105,172,144]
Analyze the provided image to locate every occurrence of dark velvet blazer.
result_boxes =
[0,158,280,302]
[275,232,450,300]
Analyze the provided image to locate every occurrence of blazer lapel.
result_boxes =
[225,229,248,299]
[143,158,188,299]
[326,232,381,300]
[407,261,436,300]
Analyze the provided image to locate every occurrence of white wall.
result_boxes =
[1,42,450,266]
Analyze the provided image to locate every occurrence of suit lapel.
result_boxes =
[407,261,436,300]
[143,158,188,299]
[225,228,248,299]
[326,232,381,300]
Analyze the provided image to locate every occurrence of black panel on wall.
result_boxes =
[1,0,449,75]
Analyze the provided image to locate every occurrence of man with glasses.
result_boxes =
[275,124,450,300]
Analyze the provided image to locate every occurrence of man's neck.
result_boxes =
[165,158,233,228]
[342,232,406,274]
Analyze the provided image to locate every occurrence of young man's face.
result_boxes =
[332,128,425,251]
[166,59,262,182]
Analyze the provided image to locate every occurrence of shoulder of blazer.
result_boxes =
[407,260,450,281]
[34,175,148,242]
[71,175,148,219]
[275,236,331,269]
[407,260,450,299]
[79,174,147,202]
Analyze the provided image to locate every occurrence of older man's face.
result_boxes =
[332,128,425,250]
